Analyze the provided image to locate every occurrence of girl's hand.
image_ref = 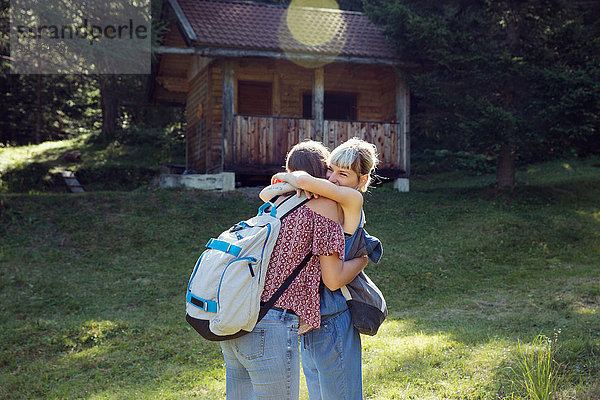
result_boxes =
[272,172,293,186]
[273,171,311,188]
[274,172,319,198]
[297,188,319,199]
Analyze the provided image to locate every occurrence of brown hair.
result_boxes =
[285,140,330,178]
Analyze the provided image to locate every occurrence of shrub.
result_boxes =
[413,149,495,175]
[75,164,158,191]
[0,162,61,193]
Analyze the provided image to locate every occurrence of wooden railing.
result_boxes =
[227,115,405,171]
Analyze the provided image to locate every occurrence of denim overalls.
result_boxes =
[301,211,378,400]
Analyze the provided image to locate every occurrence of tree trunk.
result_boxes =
[35,74,42,144]
[495,5,518,193]
[99,75,119,142]
[496,143,515,191]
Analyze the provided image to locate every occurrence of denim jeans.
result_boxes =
[300,290,362,400]
[220,308,300,400]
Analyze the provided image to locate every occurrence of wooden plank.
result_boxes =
[280,118,287,166]
[349,121,358,142]
[246,116,256,165]
[337,121,348,150]
[359,122,368,146]
[233,116,241,165]
[307,119,315,142]
[61,171,84,193]
[260,117,268,165]
[371,122,386,168]
[239,116,247,165]
[285,118,294,160]
[297,118,304,143]
[301,119,311,143]
[254,116,262,165]
[327,121,336,151]
[270,118,278,165]
[287,118,296,156]
[385,124,394,170]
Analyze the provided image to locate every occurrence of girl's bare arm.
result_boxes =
[320,253,368,291]
[259,182,296,203]
[273,171,363,209]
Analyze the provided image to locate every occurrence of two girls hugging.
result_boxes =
[219,138,382,400]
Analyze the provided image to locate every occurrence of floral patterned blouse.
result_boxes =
[261,204,345,330]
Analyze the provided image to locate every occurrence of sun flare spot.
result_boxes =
[286,0,342,47]
[279,0,346,68]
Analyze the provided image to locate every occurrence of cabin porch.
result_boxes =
[224,115,409,180]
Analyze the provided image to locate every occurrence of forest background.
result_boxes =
[1,0,599,191]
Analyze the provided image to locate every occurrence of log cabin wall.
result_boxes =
[184,58,223,173]
[154,24,189,104]
[277,61,315,118]
[185,64,208,172]
[323,63,393,122]
[206,61,224,173]
[231,59,400,121]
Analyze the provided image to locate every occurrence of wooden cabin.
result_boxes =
[153,0,410,186]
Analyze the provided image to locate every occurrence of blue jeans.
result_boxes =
[300,304,362,400]
[220,308,300,400]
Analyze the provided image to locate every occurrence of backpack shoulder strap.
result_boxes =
[272,193,310,220]
[258,250,312,320]
[254,193,311,322]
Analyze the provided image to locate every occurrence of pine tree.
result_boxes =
[365,0,600,190]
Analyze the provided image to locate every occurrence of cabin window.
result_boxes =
[237,81,272,116]
[302,92,358,120]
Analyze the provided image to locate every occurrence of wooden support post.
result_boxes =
[313,67,324,142]
[273,73,280,116]
[222,59,235,169]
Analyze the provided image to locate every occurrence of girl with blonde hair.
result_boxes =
[269,137,382,400]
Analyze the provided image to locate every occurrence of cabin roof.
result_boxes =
[169,0,397,62]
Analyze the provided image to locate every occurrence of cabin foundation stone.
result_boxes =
[393,178,410,192]
[159,172,235,191]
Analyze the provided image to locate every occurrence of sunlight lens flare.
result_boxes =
[287,0,341,46]
[279,0,346,69]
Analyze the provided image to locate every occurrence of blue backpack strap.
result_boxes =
[206,238,242,257]
[186,292,218,313]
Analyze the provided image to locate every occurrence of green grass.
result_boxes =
[0,132,184,193]
[1,148,599,399]
[509,333,560,400]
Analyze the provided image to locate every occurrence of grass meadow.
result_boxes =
[1,141,599,399]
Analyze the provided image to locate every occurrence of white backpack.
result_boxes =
[186,194,310,341]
